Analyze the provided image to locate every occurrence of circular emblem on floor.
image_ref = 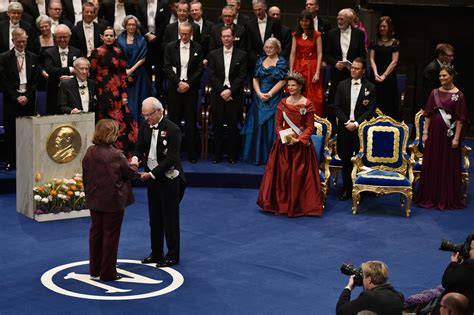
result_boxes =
[41,259,184,300]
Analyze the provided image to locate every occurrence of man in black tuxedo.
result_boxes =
[164,22,203,163]
[47,0,73,32]
[209,6,247,52]
[268,6,291,59]
[61,0,87,26]
[421,43,454,110]
[0,28,40,169]
[70,2,106,57]
[306,0,331,49]
[218,0,249,26]
[245,0,281,76]
[325,8,366,107]
[332,57,375,200]
[43,24,84,114]
[162,0,200,51]
[132,97,186,268]
[58,57,98,118]
[208,25,247,164]
[336,261,404,315]
[14,0,48,22]
[0,2,39,54]
[98,0,136,33]
[190,1,213,62]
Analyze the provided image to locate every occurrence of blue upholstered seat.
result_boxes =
[312,115,333,203]
[351,116,414,217]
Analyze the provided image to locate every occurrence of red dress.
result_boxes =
[257,98,324,217]
[89,44,138,158]
[292,31,324,117]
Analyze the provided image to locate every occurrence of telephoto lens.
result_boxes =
[340,263,363,286]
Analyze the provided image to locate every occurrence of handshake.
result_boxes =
[129,157,152,181]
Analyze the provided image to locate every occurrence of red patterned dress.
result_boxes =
[257,98,324,217]
[89,44,138,157]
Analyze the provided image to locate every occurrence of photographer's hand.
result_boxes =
[451,252,460,263]
[346,275,356,290]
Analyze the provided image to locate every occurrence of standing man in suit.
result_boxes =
[245,0,281,76]
[421,43,454,109]
[47,0,73,32]
[222,0,249,26]
[325,8,366,126]
[58,57,98,118]
[43,24,84,114]
[132,97,186,268]
[0,2,39,54]
[70,2,106,57]
[0,28,40,169]
[305,0,331,49]
[190,0,213,62]
[332,57,375,200]
[164,22,203,163]
[162,0,200,51]
[98,0,136,34]
[209,6,247,52]
[268,6,291,59]
[208,25,247,164]
[21,0,50,21]
[61,0,87,25]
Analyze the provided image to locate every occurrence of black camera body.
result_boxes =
[340,263,363,286]
[439,239,470,259]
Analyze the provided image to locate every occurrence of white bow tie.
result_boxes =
[84,23,93,29]
[224,49,232,54]
[16,51,25,58]
[59,49,68,55]
[352,79,361,86]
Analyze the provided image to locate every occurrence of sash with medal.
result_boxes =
[433,89,456,138]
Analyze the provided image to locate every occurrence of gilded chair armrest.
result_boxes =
[405,156,415,184]
[462,145,471,171]
[351,154,363,182]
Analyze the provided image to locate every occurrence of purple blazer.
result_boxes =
[82,145,138,212]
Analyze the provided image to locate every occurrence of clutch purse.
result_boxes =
[279,128,296,144]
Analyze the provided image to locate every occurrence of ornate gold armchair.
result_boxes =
[409,109,471,196]
[311,115,332,202]
[351,116,414,217]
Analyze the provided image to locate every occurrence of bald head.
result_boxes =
[268,6,280,19]
[440,293,469,315]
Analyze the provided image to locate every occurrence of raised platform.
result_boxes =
[0,160,266,194]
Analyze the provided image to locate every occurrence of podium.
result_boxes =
[16,113,95,221]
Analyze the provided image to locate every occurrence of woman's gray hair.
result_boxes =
[265,37,281,54]
[122,15,141,30]
[36,15,52,29]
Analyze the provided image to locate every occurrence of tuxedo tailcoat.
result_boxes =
[134,117,186,262]
[162,21,201,52]
[58,77,98,118]
[208,23,247,53]
[0,20,39,54]
[70,21,106,56]
[43,45,84,114]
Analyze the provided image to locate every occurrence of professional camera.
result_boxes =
[439,239,470,259]
[340,263,363,286]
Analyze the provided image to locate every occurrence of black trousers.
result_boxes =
[211,93,243,160]
[167,86,199,159]
[337,128,360,193]
[147,176,181,262]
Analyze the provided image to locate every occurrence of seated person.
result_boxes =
[336,260,404,315]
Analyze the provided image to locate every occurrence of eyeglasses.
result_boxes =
[141,110,157,118]
[351,66,363,71]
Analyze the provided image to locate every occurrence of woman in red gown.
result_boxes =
[89,27,138,158]
[289,10,323,117]
[416,67,469,209]
[257,72,324,217]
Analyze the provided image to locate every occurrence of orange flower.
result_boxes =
[37,186,45,192]
[66,191,74,197]
[70,185,77,191]
[50,190,57,196]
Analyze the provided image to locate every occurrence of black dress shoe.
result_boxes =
[228,158,237,164]
[102,274,122,282]
[339,191,351,201]
[141,255,160,264]
[156,258,179,268]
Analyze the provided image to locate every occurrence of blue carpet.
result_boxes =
[1,183,473,314]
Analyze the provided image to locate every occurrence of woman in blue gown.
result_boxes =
[117,15,154,122]
[241,38,288,165]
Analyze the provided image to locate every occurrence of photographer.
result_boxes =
[336,261,404,315]
[436,234,474,315]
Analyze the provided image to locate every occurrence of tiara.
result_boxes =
[286,70,305,83]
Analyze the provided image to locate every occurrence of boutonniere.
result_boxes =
[451,94,459,102]
[93,95,97,100]
[194,52,198,56]
[364,88,370,96]
[73,56,77,61]
[300,107,307,115]
[162,139,167,146]
[163,148,168,155]
[362,99,369,106]
[235,37,240,41]
[160,130,167,137]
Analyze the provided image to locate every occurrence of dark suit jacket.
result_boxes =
[134,117,186,185]
[0,49,40,115]
[70,21,106,56]
[324,27,366,67]
[209,22,247,52]
[245,15,282,60]
[207,46,247,97]
[315,15,331,47]
[58,77,98,115]
[332,77,376,128]
[0,6,35,24]
[195,19,213,58]
[217,12,250,26]
[336,284,404,315]
[98,0,136,28]
[164,40,203,89]
[82,144,138,212]
[137,0,170,43]
[61,0,86,26]
[281,24,292,59]
[43,45,84,114]
[421,59,441,108]
[162,21,201,51]
[0,20,39,54]
[21,0,50,20]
